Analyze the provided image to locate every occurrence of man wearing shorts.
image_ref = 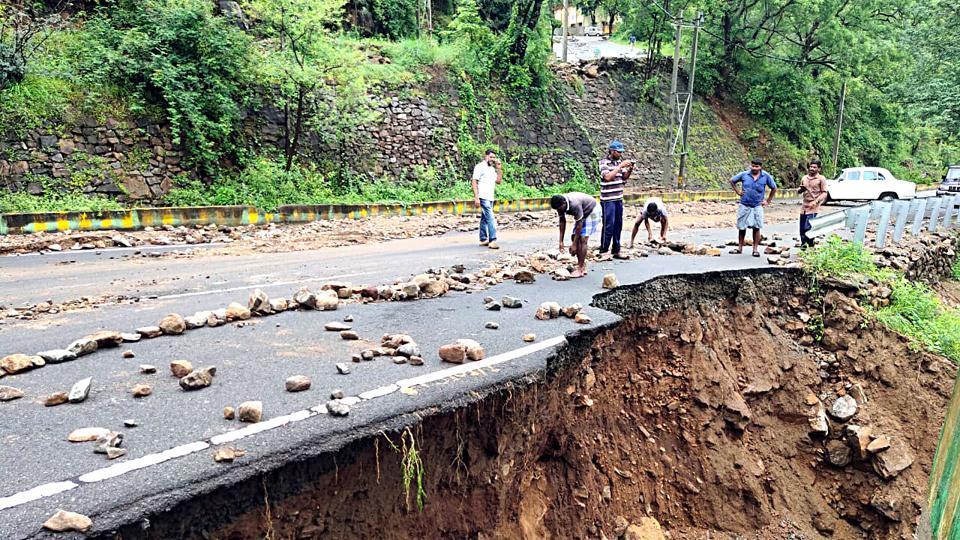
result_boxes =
[551,192,601,278]
[730,159,777,257]
[629,197,669,247]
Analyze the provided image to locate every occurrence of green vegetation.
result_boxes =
[800,236,960,364]
[384,428,427,512]
[0,189,124,213]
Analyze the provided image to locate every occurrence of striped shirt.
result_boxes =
[598,157,626,202]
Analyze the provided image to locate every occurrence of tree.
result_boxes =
[0,1,69,90]
[246,0,371,173]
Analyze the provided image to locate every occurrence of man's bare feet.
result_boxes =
[569,269,584,278]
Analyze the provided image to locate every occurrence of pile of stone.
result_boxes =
[535,302,591,324]
[871,231,959,280]
[67,427,126,460]
[438,339,486,364]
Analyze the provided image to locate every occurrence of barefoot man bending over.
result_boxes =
[551,192,601,278]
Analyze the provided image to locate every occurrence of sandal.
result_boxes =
[752,251,761,257]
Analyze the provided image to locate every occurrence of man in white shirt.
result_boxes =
[472,149,503,249]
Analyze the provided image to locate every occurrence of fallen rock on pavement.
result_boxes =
[170,360,193,378]
[68,377,92,403]
[574,312,592,324]
[131,384,152,398]
[458,339,485,361]
[214,447,246,463]
[397,343,421,358]
[136,326,163,338]
[248,289,271,314]
[340,330,360,340]
[602,273,619,289]
[326,400,350,416]
[43,510,92,533]
[68,427,110,442]
[238,401,263,423]
[139,364,157,374]
[2,353,43,374]
[179,366,216,391]
[225,302,252,321]
[86,330,123,348]
[293,287,318,309]
[285,375,311,392]
[37,349,76,364]
[159,313,187,335]
[0,385,24,401]
[522,334,536,342]
[502,296,523,308]
[106,447,128,460]
[439,343,467,363]
[485,322,499,329]
[93,431,123,454]
[536,302,562,320]
[324,321,351,331]
[336,362,351,374]
[45,392,69,407]
[562,303,582,318]
[67,338,97,356]
[223,407,236,420]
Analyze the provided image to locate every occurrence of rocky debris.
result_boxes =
[417,275,449,298]
[485,301,502,311]
[170,360,193,378]
[223,407,236,420]
[409,356,424,366]
[131,384,152,398]
[43,510,92,533]
[67,337,97,356]
[868,436,891,454]
[574,312,593,324]
[106,447,128,460]
[514,269,536,283]
[324,321,352,331]
[269,298,289,312]
[845,425,873,460]
[330,389,345,399]
[623,517,666,540]
[602,273,619,289]
[121,332,141,342]
[458,339,485,360]
[502,296,523,308]
[562,303,582,318]
[872,439,914,480]
[293,287,318,309]
[522,334,536,342]
[179,366,216,391]
[285,375,311,392]
[225,302,252,321]
[485,322,500,329]
[829,395,858,422]
[93,431,123,454]
[214,447,246,463]
[122,350,135,359]
[336,362,351,374]
[315,290,340,311]
[37,349,77,363]
[808,402,829,435]
[123,419,138,428]
[343,314,355,322]
[399,282,420,299]
[238,401,263,423]
[136,326,163,338]
[68,377,92,403]
[248,289,271,314]
[825,439,853,467]
[45,392,69,407]
[159,313,187,335]
[536,301,562,320]
[326,399,350,416]
[86,330,123,348]
[184,312,209,329]
[68,427,110,442]
[397,343,421,358]
[870,487,903,521]
[0,385,24,401]
[139,364,157,374]
[340,330,360,340]
[0,354,44,374]
[439,343,466,363]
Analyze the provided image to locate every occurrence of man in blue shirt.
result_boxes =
[730,159,777,257]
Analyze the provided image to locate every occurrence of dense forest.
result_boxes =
[0,0,957,210]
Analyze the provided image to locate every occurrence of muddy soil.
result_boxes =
[117,270,954,540]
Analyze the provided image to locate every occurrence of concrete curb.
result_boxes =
[0,189,795,235]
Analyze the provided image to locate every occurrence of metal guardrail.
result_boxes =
[807,194,960,248]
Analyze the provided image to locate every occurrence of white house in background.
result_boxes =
[552,5,618,37]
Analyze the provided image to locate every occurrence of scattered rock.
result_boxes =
[326,400,350,416]
[485,322,500,329]
[868,436,891,454]
[93,431,123,453]
[514,270,536,283]
[330,389,345,399]
[602,273,619,289]
[1,353,40,374]
[522,334,536,342]
[131,384,152,398]
[106,447,128,460]
[397,343,421,358]
[408,356,424,366]
[37,349,76,364]
[502,296,523,308]
[43,510,92,533]
[536,301,562,320]
[293,287,318,309]
[67,338,97,356]
[170,360,193,378]
[439,343,467,363]
[140,364,157,374]
[825,439,853,467]
[561,303,582,318]
[485,301,502,311]
[845,425,873,460]
[872,439,914,479]
[86,330,123,348]
[68,377,92,403]
[269,298,289,312]
[223,406,236,420]
[340,330,360,340]
[285,375,311,392]
[121,332,141,342]
[45,392,69,407]
[68,427,110,442]
[870,487,903,521]
[238,401,263,423]
[214,447,246,463]
[808,402,830,435]
[123,419,138,428]
[336,362,351,374]
[829,395,858,422]
[624,517,666,540]
[248,289,271,314]
[574,312,592,324]
[457,339,486,361]
[159,313,187,335]
[225,302,252,321]
[0,385,25,401]
[179,366,216,391]
[122,350,135,359]
[324,321,352,331]
[136,326,163,338]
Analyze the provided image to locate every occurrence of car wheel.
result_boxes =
[879,193,898,202]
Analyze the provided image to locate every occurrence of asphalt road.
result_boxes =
[552,35,644,63]
[0,215,802,539]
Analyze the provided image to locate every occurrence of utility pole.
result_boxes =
[661,19,682,187]
[832,80,847,173]
[676,13,702,189]
[561,0,569,62]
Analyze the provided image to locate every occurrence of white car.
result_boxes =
[584,26,603,37]
[826,167,916,202]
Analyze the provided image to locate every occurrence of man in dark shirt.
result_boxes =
[551,192,601,278]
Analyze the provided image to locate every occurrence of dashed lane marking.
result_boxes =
[0,335,567,513]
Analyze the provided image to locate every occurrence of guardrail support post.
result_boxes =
[928,197,945,232]
[852,208,869,245]
[891,200,910,243]
[911,199,928,236]
[875,202,893,248]
[944,195,957,228]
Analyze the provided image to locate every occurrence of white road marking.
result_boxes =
[2,243,231,259]
[156,272,373,300]
[0,334,567,513]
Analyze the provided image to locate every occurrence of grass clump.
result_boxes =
[0,190,125,213]
[800,236,960,364]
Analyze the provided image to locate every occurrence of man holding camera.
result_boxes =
[472,149,503,250]
[598,140,632,260]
